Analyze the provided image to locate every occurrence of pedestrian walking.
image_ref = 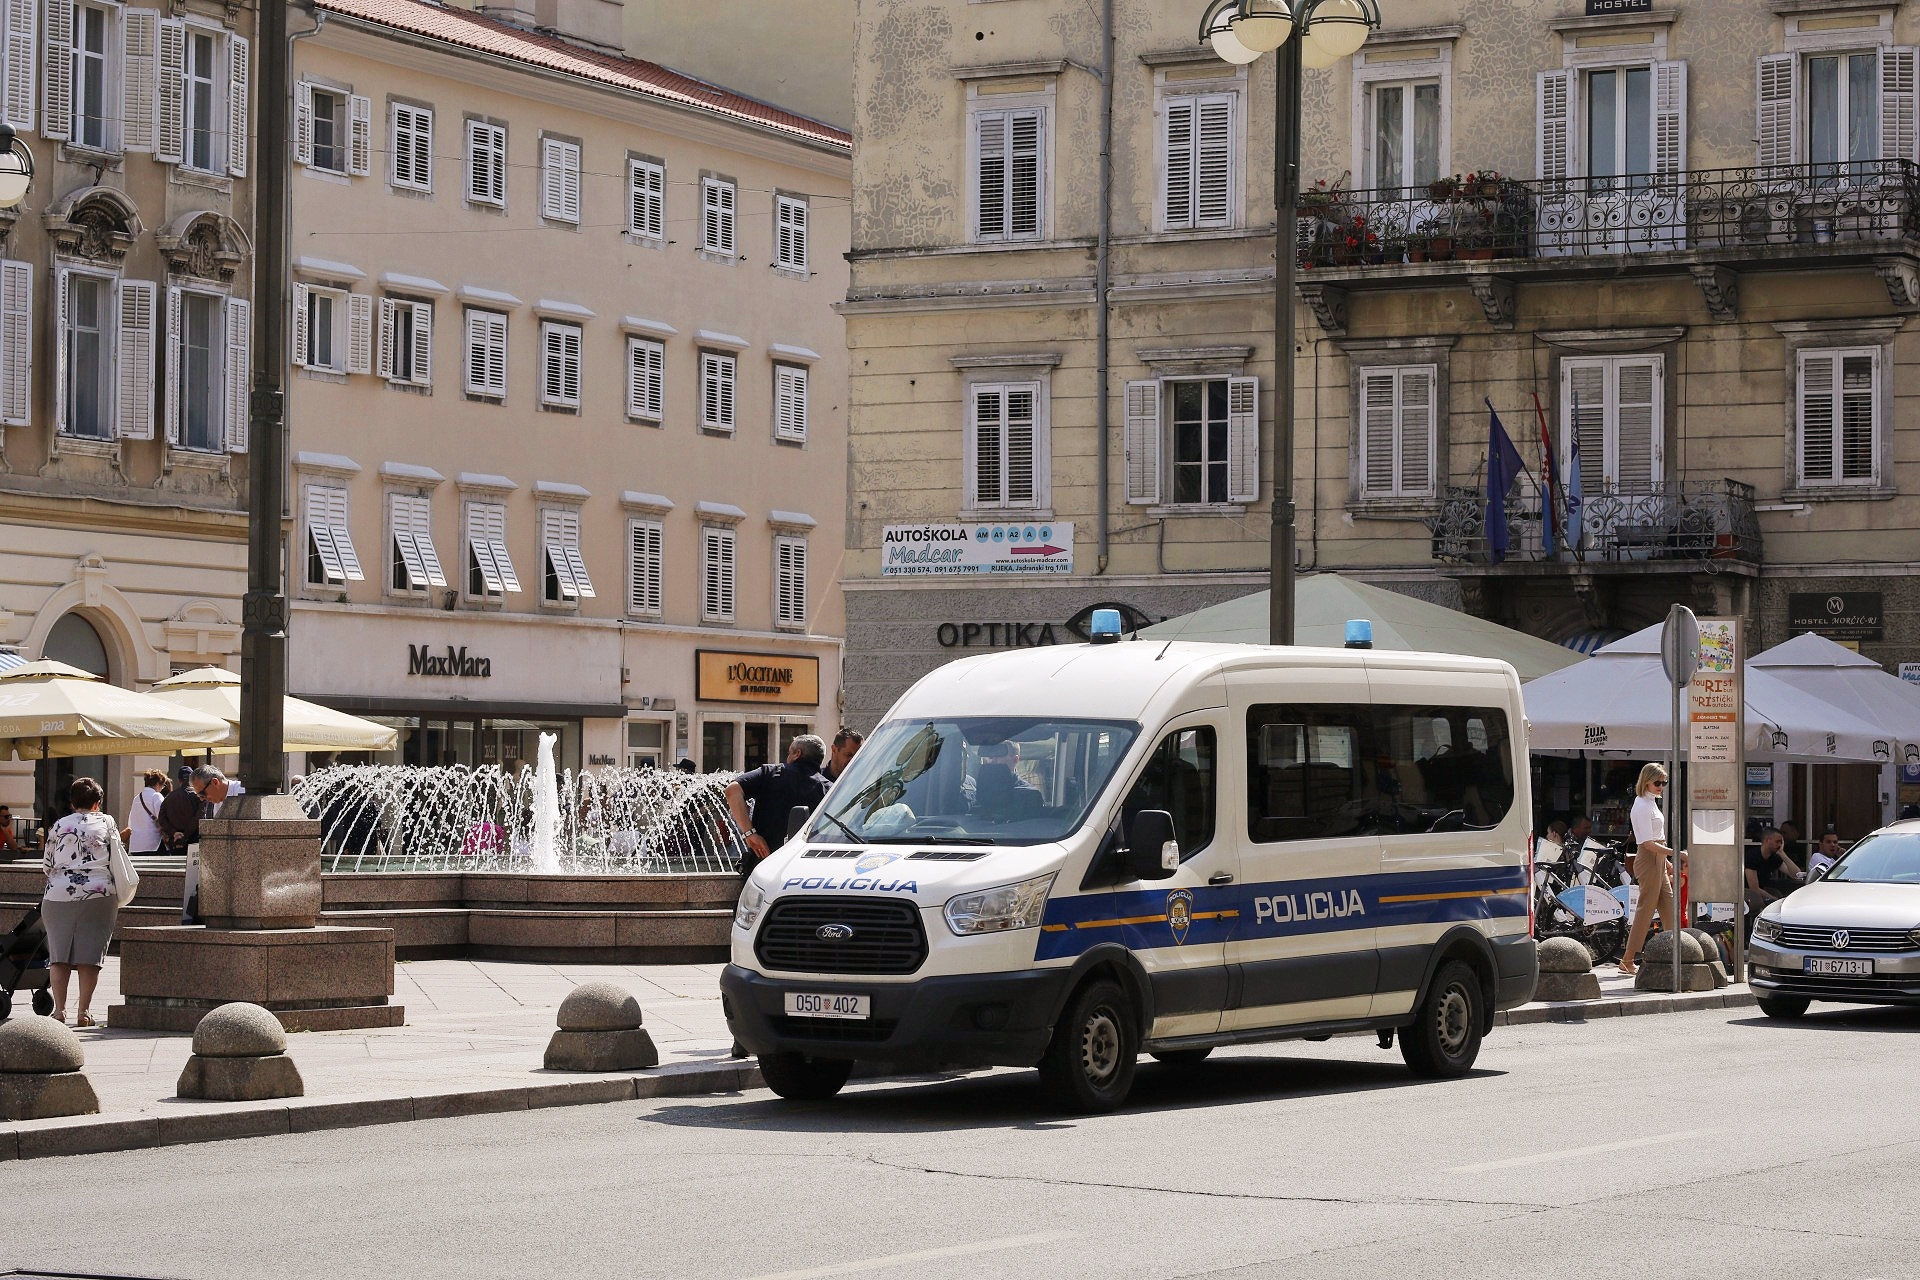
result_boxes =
[127,769,169,855]
[824,727,864,782]
[1619,763,1678,977]
[157,765,200,855]
[41,777,126,1026]
[725,734,830,876]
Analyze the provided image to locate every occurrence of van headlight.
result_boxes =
[944,874,1056,936]
[1753,914,1784,942]
[734,880,767,932]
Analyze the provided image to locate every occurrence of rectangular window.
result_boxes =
[391,102,432,191]
[1121,727,1218,858]
[309,87,344,172]
[974,107,1044,241]
[1586,66,1651,185]
[1170,379,1231,506]
[540,137,581,223]
[176,291,220,452]
[775,194,808,271]
[183,28,216,171]
[63,272,113,440]
[1798,347,1880,487]
[774,535,807,629]
[540,507,594,604]
[293,283,345,372]
[304,483,363,587]
[388,492,446,594]
[378,297,432,387]
[969,382,1039,509]
[1164,93,1234,229]
[1809,51,1879,169]
[1356,365,1436,500]
[463,308,507,398]
[701,527,736,623]
[701,176,736,254]
[539,320,582,409]
[464,500,519,597]
[627,337,664,422]
[773,363,807,442]
[466,118,506,206]
[1561,354,1662,492]
[72,3,111,151]
[1124,376,1258,507]
[628,157,664,239]
[1370,80,1440,190]
[700,351,736,432]
[627,518,663,616]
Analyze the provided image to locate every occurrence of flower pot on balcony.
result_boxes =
[1426,237,1454,259]
[1459,246,1496,260]
[1478,181,1503,199]
[1331,243,1354,265]
[1407,246,1429,263]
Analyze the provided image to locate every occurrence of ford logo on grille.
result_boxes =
[816,923,855,941]
[1832,930,1851,949]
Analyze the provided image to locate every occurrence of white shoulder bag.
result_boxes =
[108,828,140,908]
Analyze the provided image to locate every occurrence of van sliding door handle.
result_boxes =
[1208,872,1235,885]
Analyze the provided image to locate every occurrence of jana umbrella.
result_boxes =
[0,660,232,760]
[1136,575,1583,680]
[1748,633,1920,768]
[146,667,398,754]
[1522,624,1891,763]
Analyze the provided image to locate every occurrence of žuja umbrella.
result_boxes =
[1748,632,1920,768]
[146,667,398,753]
[0,660,231,759]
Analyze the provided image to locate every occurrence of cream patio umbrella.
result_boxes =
[146,667,398,754]
[0,660,232,759]
[1748,632,1920,767]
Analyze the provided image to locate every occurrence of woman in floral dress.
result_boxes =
[41,776,125,1026]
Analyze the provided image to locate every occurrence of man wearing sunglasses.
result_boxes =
[1620,763,1679,976]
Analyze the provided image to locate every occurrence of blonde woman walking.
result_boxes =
[1620,763,1678,976]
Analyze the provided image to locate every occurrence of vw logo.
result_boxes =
[1832,930,1851,950]
[816,923,854,941]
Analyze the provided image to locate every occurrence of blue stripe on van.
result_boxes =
[1032,865,1527,962]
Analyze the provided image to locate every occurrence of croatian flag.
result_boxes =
[1566,390,1585,555]
[1533,391,1557,560]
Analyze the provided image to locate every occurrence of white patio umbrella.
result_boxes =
[1522,624,1892,763]
[146,667,398,754]
[1748,632,1920,769]
[0,660,231,759]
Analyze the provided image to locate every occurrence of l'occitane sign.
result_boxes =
[695,650,820,706]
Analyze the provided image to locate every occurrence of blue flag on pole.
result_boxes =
[1566,390,1585,555]
[1484,399,1527,565]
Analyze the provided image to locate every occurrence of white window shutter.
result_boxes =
[409,301,432,386]
[777,196,807,269]
[1164,98,1195,229]
[1614,357,1660,490]
[293,80,314,167]
[1004,386,1037,505]
[1756,53,1798,168]
[2,0,36,130]
[775,365,807,441]
[1225,375,1259,503]
[976,110,1008,240]
[346,292,372,375]
[164,285,182,445]
[1196,96,1233,228]
[968,388,1000,507]
[376,297,396,380]
[1562,358,1608,489]
[52,268,69,434]
[541,139,562,218]
[1881,47,1919,165]
[155,17,184,163]
[119,280,158,442]
[412,497,446,587]
[347,93,371,176]
[224,296,249,452]
[0,259,31,427]
[628,520,662,615]
[1009,110,1042,237]
[1397,368,1433,498]
[1360,370,1397,496]
[41,0,73,142]
[1652,60,1687,184]
[628,339,663,420]
[1537,69,1573,183]
[121,9,158,151]
[290,281,309,367]
[1798,350,1835,485]
[1123,379,1161,505]
[226,34,249,177]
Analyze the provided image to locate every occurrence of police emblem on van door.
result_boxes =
[854,851,899,875]
[1166,889,1193,945]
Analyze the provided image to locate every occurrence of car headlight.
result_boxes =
[1909,926,1920,948]
[734,880,767,932]
[944,873,1056,936]
[1753,914,1785,942]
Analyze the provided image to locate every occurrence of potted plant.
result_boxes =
[1457,208,1498,260]
[1427,175,1460,202]
[1465,169,1505,200]
[1298,173,1348,217]
[1405,234,1428,263]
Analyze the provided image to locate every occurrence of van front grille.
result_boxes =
[755,896,928,975]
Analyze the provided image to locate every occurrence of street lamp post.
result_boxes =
[0,124,35,209]
[1197,0,1380,646]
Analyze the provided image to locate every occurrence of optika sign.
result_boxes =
[406,644,492,678]
[1252,888,1366,925]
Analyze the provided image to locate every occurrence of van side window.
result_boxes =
[1374,706,1514,833]
[1120,726,1216,859]
[1246,705,1373,843]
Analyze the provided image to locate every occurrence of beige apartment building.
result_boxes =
[0,0,256,824]
[284,0,851,776]
[844,1,1920,822]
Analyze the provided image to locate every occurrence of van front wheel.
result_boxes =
[1400,960,1484,1078]
[758,1052,854,1102]
[1039,979,1138,1113]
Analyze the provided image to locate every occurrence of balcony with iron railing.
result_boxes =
[1427,474,1762,570]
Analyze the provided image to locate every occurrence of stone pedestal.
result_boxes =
[1534,935,1602,1002]
[197,793,324,928]
[108,926,404,1033]
[1633,929,1727,994]
[177,1002,306,1100]
[0,1016,99,1120]
[0,1071,99,1120]
[544,981,658,1071]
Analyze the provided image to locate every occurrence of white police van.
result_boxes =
[721,613,1538,1112]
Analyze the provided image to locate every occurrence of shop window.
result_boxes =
[627,720,666,769]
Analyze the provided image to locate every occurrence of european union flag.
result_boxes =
[1484,399,1527,565]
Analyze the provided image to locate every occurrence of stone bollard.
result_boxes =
[545,982,658,1072]
[1633,930,1720,993]
[1533,936,1602,1001]
[176,1003,305,1101]
[1684,928,1732,988]
[0,1016,99,1120]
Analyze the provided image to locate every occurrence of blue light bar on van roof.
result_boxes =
[1345,619,1373,649]
[1089,608,1123,644]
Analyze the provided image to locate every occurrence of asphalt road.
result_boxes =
[6,1003,1919,1280]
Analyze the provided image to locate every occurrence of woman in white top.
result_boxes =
[1620,762,1677,975]
[42,776,126,1025]
[126,769,168,855]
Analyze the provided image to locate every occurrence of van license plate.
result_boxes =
[1804,957,1873,977]
[784,992,870,1020]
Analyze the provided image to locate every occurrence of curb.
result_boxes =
[1496,988,1757,1026]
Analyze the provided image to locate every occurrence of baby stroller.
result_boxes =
[1,905,55,1020]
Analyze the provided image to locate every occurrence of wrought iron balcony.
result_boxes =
[1428,477,1761,568]
[1298,161,1920,268]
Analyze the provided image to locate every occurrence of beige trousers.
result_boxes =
[1624,848,1674,965]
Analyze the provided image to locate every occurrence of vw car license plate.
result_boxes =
[1804,957,1873,977]
[785,992,870,1020]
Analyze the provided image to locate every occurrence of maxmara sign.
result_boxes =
[406,644,494,678]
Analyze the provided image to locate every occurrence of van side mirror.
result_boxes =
[1125,810,1179,881]
[787,805,812,842]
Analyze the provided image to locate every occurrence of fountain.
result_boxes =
[529,732,561,874]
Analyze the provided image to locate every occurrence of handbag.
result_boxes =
[108,829,140,908]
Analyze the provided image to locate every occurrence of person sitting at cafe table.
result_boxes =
[0,804,16,855]
[1744,827,1802,927]
[1808,829,1847,878]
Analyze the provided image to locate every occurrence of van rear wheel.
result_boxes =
[758,1051,854,1102]
[1400,960,1484,1079]
[1039,979,1138,1113]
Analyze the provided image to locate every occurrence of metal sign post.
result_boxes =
[1661,605,1699,995]
[1688,619,1746,983]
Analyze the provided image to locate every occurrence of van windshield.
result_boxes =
[810,717,1140,846]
